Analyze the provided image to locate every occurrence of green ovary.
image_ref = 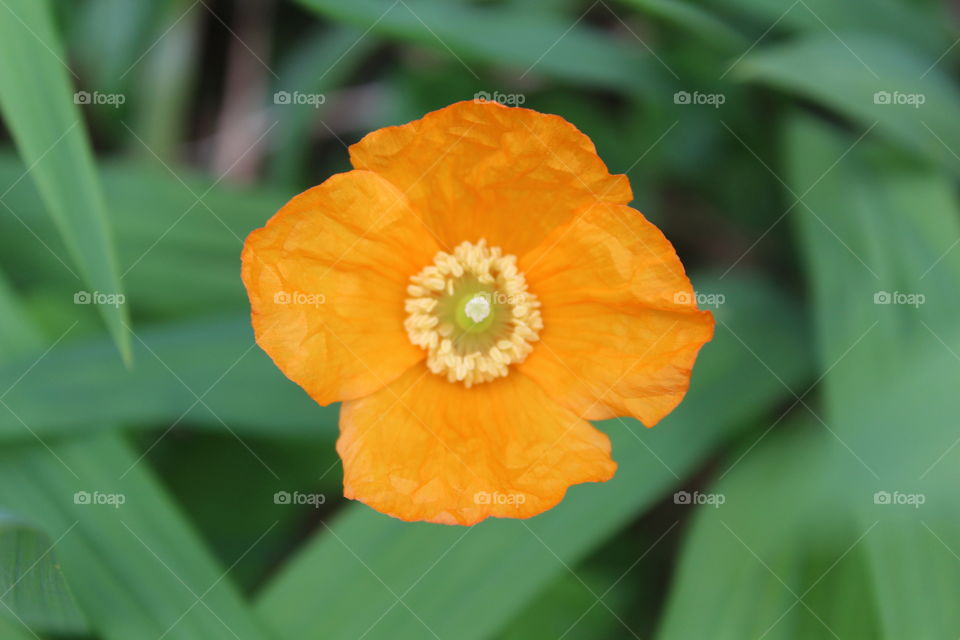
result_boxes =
[435,276,512,354]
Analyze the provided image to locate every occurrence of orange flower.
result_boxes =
[241,101,713,525]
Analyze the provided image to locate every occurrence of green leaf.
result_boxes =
[0,155,332,440]
[0,277,35,359]
[0,511,87,634]
[268,26,376,187]
[0,152,284,316]
[0,276,271,640]
[0,315,337,441]
[69,0,159,96]
[785,113,960,494]
[785,114,960,638]
[619,0,747,51]
[707,0,952,57]
[657,425,832,640]
[657,421,884,640]
[254,274,812,640]
[499,570,631,640]
[130,0,203,162]
[0,434,275,640]
[736,33,960,176]
[294,0,669,96]
[796,536,881,640]
[0,616,32,640]
[0,0,131,363]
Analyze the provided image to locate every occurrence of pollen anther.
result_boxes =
[404,239,542,386]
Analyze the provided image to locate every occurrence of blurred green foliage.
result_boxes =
[0,0,958,638]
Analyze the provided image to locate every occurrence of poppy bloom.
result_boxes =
[241,101,713,525]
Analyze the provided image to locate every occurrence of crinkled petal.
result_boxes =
[338,365,617,525]
[241,170,440,405]
[518,202,714,426]
[348,100,632,257]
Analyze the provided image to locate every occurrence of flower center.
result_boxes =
[404,239,542,386]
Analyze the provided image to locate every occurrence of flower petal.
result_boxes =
[338,365,617,525]
[241,170,440,405]
[348,100,632,257]
[518,202,714,426]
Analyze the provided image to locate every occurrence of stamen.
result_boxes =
[404,240,542,386]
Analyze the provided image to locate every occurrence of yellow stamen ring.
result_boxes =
[404,240,542,386]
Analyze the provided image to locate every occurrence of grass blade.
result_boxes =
[0,511,87,635]
[0,315,337,441]
[0,276,270,640]
[0,0,131,363]
[295,0,668,96]
[268,26,375,187]
[0,152,282,317]
[786,114,960,638]
[711,0,951,55]
[736,33,960,177]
